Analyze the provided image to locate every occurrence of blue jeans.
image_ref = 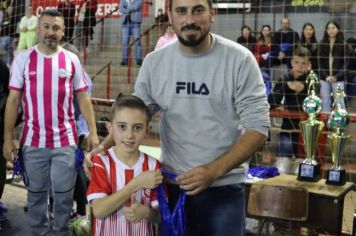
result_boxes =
[277,132,299,158]
[320,80,345,112]
[121,22,142,64]
[166,183,246,236]
[0,36,14,66]
[347,75,356,97]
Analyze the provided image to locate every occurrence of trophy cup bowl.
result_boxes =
[326,133,348,185]
[297,118,324,181]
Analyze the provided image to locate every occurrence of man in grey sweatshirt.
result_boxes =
[134,0,270,234]
[90,0,270,234]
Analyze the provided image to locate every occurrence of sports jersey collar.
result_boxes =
[35,45,62,58]
[107,148,145,170]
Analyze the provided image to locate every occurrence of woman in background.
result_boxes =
[318,21,347,112]
[300,22,318,73]
[237,25,256,52]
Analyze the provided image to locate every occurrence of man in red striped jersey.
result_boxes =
[3,9,99,235]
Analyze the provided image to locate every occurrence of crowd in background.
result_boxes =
[0,0,98,67]
[237,17,356,112]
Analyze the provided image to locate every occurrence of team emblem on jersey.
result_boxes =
[58,68,70,78]
[143,188,151,198]
[29,71,36,76]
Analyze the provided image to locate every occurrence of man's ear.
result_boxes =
[210,8,216,22]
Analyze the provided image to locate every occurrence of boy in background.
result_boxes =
[268,46,311,158]
[87,95,163,235]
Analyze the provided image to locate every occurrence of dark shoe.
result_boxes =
[136,60,142,66]
[120,61,127,66]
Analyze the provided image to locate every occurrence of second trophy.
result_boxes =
[326,85,349,186]
[297,71,324,182]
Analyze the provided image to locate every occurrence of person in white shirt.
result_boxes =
[17,5,38,52]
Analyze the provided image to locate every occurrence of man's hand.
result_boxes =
[287,81,305,93]
[176,164,218,196]
[278,51,286,60]
[134,170,163,189]
[326,76,336,83]
[86,133,99,152]
[3,139,17,163]
[124,194,147,223]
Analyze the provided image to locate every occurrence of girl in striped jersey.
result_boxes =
[87,95,163,236]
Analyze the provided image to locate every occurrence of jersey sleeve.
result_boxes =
[9,53,25,91]
[70,52,88,92]
[87,154,112,204]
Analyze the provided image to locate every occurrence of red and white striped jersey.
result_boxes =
[9,46,88,148]
[87,149,161,236]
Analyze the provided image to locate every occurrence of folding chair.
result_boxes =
[247,184,308,236]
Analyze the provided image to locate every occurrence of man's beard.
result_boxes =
[44,37,58,50]
[175,24,210,47]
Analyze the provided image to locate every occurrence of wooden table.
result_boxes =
[247,174,354,235]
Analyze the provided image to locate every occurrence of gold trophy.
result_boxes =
[297,71,324,182]
[326,85,349,186]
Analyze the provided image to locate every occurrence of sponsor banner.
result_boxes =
[30,0,150,18]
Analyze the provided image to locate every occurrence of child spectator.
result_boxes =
[237,25,256,52]
[268,46,310,158]
[17,5,38,52]
[299,23,318,73]
[154,24,177,51]
[87,95,163,235]
[318,21,346,112]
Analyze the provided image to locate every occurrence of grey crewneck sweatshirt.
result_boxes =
[134,33,270,186]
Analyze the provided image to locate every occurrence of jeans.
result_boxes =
[277,132,299,158]
[347,75,356,97]
[320,80,346,112]
[121,22,142,64]
[0,36,14,66]
[23,146,76,236]
[166,183,246,236]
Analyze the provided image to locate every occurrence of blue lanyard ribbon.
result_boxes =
[12,148,29,186]
[75,147,85,171]
[157,169,186,236]
[75,136,85,171]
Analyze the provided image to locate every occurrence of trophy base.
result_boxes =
[326,169,346,186]
[297,162,321,182]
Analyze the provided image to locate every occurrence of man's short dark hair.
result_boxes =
[293,46,311,59]
[110,95,149,123]
[169,0,213,11]
[40,9,63,20]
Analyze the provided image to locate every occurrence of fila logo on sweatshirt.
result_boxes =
[176,82,209,95]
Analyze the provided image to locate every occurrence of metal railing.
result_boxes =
[125,22,169,83]
[91,61,112,99]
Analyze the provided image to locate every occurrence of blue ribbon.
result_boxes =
[157,169,186,236]
[75,147,85,171]
[247,166,279,179]
[12,149,29,186]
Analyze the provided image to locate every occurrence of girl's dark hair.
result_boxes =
[110,95,149,123]
[241,25,252,34]
[321,21,344,44]
[319,21,345,57]
[259,25,271,43]
[300,23,317,44]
